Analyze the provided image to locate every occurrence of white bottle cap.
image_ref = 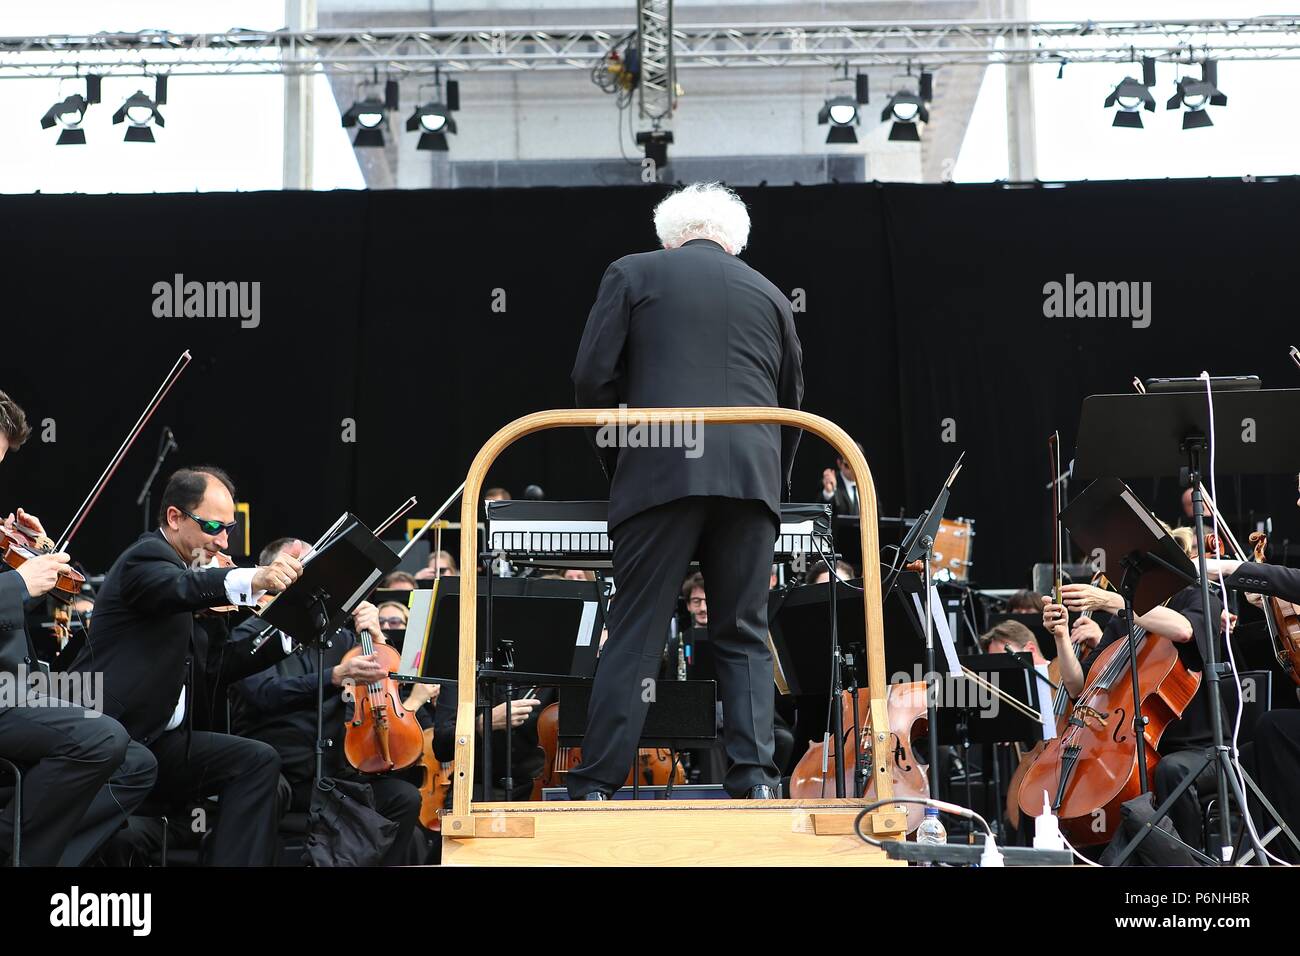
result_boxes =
[1033,790,1065,851]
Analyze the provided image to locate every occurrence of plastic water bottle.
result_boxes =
[915,807,946,865]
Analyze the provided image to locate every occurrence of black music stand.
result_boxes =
[1074,386,1300,865]
[937,652,1051,834]
[413,576,604,802]
[258,514,398,789]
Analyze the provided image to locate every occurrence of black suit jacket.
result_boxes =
[0,569,32,676]
[572,237,805,531]
[68,530,235,744]
[1226,561,1300,605]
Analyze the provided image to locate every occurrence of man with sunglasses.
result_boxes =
[69,465,303,866]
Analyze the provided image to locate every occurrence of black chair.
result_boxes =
[0,757,20,866]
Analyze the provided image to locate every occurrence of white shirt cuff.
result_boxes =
[223,567,266,607]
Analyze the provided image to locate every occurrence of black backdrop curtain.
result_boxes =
[0,179,1296,585]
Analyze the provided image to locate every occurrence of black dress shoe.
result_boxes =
[746,785,780,799]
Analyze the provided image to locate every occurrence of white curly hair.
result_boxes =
[653,182,750,255]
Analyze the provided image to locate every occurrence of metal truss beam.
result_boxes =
[4,18,1300,79]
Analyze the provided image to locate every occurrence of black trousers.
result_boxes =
[1252,709,1300,864]
[1153,747,1218,849]
[149,728,281,866]
[0,697,157,866]
[567,496,780,799]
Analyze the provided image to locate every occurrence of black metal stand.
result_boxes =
[135,427,176,534]
[923,535,940,799]
[1117,562,1152,796]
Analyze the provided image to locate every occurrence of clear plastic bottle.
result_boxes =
[914,807,946,865]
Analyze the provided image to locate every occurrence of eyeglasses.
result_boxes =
[183,511,238,536]
[687,597,706,607]
[378,616,407,628]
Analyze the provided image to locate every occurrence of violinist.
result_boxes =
[1043,526,1224,849]
[67,466,303,866]
[230,539,432,866]
[0,391,158,866]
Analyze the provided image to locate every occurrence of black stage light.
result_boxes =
[406,101,457,150]
[40,94,88,145]
[1104,58,1156,128]
[406,77,460,151]
[881,72,931,141]
[1167,60,1226,129]
[817,95,860,144]
[112,90,164,143]
[342,95,388,148]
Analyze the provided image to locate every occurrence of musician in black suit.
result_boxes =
[0,393,157,866]
[567,182,804,800]
[68,466,303,865]
[819,441,864,517]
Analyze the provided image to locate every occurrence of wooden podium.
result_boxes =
[441,408,906,866]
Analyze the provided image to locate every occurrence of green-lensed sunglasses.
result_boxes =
[183,510,238,535]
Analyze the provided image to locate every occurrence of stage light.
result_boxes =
[112,89,164,143]
[40,94,87,145]
[406,79,459,150]
[342,95,388,148]
[1104,58,1156,128]
[1167,60,1226,129]
[881,72,931,141]
[816,70,868,144]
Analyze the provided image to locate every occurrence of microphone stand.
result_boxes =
[136,428,177,534]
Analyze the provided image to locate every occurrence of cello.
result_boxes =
[789,681,930,832]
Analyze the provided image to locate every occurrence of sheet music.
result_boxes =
[399,588,436,674]
[1033,664,1057,741]
[911,585,961,675]
[576,600,597,647]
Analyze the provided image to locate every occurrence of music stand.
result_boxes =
[936,652,1051,830]
[257,514,398,788]
[1073,386,1300,865]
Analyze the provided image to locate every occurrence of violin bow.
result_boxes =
[400,481,467,559]
[55,350,192,553]
[1049,431,1064,604]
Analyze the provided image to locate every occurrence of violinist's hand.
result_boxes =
[413,566,438,581]
[333,653,388,686]
[1070,614,1103,649]
[1245,591,1265,610]
[488,696,539,731]
[351,600,381,638]
[1201,558,1241,578]
[252,553,302,594]
[1043,602,1070,644]
[16,551,71,599]
[7,508,46,537]
[1060,583,1117,616]
[822,469,837,496]
[404,681,439,711]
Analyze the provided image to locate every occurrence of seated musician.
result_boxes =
[809,560,855,585]
[1006,589,1045,615]
[0,392,158,866]
[229,539,433,866]
[433,681,553,801]
[380,570,418,591]
[819,441,864,517]
[1043,526,1223,849]
[983,619,1047,665]
[414,549,458,582]
[67,466,302,866]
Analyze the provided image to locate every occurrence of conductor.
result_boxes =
[567,182,804,800]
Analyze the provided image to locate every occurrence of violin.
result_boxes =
[789,681,930,832]
[2,351,192,605]
[342,628,424,774]
[0,518,85,603]
[532,701,685,799]
[1248,529,1300,686]
[417,726,452,831]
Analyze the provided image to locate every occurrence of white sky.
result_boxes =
[1,2,1297,190]
[954,1,1300,181]
[0,0,363,192]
